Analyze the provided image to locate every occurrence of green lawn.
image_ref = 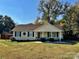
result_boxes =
[0,40,79,59]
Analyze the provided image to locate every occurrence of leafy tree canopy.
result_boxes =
[38,0,70,24]
[0,15,15,34]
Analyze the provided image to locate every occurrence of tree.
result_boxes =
[38,0,70,24]
[3,16,15,32]
[34,17,42,24]
[55,19,65,26]
[0,15,15,34]
[63,4,79,35]
[0,15,4,33]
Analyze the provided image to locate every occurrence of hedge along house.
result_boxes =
[12,23,63,41]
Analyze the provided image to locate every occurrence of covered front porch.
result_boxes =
[35,32,63,41]
[34,23,63,41]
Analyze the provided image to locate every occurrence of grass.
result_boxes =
[0,40,79,59]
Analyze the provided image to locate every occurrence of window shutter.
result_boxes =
[28,32,29,37]
[57,32,59,37]
[15,32,16,37]
[20,32,21,37]
[33,32,34,37]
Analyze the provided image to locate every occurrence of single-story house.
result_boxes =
[12,23,63,41]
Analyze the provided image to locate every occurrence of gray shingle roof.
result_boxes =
[12,23,63,32]
[12,23,42,31]
[34,23,62,32]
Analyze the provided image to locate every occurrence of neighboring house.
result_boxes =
[12,23,63,41]
[1,32,12,39]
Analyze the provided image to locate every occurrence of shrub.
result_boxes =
[10,37,16,41]
[40,38,47,42]
[48,38,54,42]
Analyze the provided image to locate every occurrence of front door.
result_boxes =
[37,32,41,38]
[47,32,51,38]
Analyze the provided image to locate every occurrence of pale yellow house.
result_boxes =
[12,23,63,41]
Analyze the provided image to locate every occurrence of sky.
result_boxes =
[0,0,76,24]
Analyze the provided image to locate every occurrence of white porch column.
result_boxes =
[42,32,44,37]
[59,32,63,41]
[13,32,15,37]
[51,32,52,38]
[34,32,37,38]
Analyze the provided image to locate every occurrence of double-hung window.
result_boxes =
[27,32,34,37]
[15,32,21,37]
